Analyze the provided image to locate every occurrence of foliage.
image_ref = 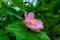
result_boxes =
[0,29,9,40]
[0,0,60,40]
[6,22,50,40]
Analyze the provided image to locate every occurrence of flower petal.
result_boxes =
[25,22,37,30]
[26,12,34,20]
[34,19,44,29]
[34,19,43,25]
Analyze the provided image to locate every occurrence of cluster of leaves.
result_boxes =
[0,0,60,40]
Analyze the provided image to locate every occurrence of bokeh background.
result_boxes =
[0,0,60,40]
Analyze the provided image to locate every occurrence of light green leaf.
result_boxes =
[39,32,51,40]
[0,0,2,9]
[6,21,51,40]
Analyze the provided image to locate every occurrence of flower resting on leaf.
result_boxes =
[24,12,44,30]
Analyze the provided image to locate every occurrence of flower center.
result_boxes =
[30,20,35,24]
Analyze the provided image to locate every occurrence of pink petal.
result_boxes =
[37,25,44,29]
[34,19,43,25]
[25,22,37,30]
[26,12,34,20]
[34,19,44,29]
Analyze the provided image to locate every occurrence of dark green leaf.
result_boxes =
[0,29,9,40]
[3,6,23,20]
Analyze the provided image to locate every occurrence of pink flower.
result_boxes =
[24,12,44,30]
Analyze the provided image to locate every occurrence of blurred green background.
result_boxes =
[0,0,60,40]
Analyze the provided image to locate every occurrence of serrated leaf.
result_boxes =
[6,21,50,40]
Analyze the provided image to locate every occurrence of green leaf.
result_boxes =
[12,0,25,10]
[0,0,2,9]
[39,32,51,40]
[6,21,50,40]
[0,29,9,40]
[6,21,25,40]
[55,24,60,34]
[3,6,22,20]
